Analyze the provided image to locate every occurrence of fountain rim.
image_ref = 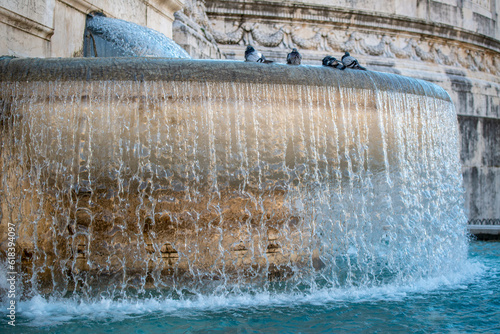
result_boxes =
[0,57,451,101]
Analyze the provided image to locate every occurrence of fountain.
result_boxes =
[0,55,468,299]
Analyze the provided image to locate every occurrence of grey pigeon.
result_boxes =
[287,48,302,65]
[341,52,367,70]
[322,56,345,70]
[245,45,266,63]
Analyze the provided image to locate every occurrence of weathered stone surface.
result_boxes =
[459,116,500,220]
[0,57,450,98]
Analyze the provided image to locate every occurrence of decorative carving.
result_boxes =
[173,0,221,59]
[359,35,391,56]
[483,52,498,74]
[494,56,500,74]
[435,46,457,66]
[455,48,470,69]
[183,0,210,28]
[461,49,480,71]
[325,31,342,52]
[175,11,216,45]
[212,23,244,44]
[414,41,437,63]
[185,7,499,76]
[340,31,362,54]
[291,27,322,50]
[471,51,488,73]
[251,24,285,47]
[388,38,417,60]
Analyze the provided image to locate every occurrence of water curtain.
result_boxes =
[0,58,467,298]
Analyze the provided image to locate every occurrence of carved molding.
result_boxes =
[251,23,284,47]
[0,5,54,40]
[148,0,184,16]
[212,23,244,44]
[147,0,185,22]
[173,0,221,58]
[58,0,183,22]
[58,0,100,15]
[290,27,322,50]
[205,0,500,53]
[207,19,500,76]
[174,0,500,76]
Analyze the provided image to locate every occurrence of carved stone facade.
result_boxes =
[172,0,221,59]
[175,0,500,222]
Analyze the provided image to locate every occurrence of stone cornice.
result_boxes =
[149,0,184,15]
[0,5,54,40]
[58,0,184,20]
[205,0,500,53]
[58,0,102,15]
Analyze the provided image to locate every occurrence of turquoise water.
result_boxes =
[2,241,498,333]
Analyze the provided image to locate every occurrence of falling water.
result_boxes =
[0,58,468,302]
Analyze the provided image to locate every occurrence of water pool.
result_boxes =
[2,241,498,333]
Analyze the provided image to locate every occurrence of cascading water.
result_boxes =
[0,58,468,303]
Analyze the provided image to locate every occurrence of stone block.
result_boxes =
[51,1,87,57]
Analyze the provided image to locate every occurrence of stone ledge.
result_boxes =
[468,225,500,241]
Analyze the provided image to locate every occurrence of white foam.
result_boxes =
[3,258,484,327]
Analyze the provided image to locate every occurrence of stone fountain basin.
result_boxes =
[0,57,450,181]
[0,57,454,290]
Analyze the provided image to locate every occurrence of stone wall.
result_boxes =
[175,0,500,222]
[460,116,500,221]
[0,0,184,58]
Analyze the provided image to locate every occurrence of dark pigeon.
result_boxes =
[322,55,345,70]
[341,52,367,70]
[245,45,266,63]
[287,48,302,65]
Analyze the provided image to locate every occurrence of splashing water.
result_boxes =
[0,59,468,305]
[85,14,191,58]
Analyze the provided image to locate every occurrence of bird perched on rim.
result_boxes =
[245,45,266,63]
[341,52,367,70]
[322,56,345,70]
[287,48,302,65]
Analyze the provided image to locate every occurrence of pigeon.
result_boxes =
[245,45,266,63]
[322,56,345,70]
[286,48,302,65]
[341,52,367,70]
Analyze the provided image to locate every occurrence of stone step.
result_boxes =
[467,225,500,241]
